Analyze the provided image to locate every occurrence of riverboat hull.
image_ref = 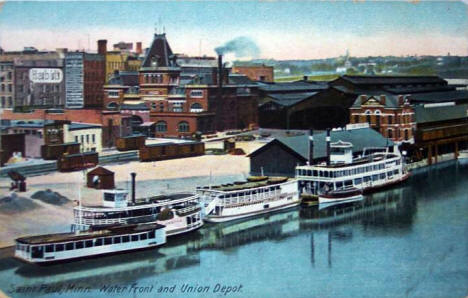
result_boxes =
[204,201,300,223]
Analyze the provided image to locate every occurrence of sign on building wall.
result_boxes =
[29,68,63,83]
[65,53,84,109]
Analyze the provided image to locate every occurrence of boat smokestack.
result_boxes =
[131,172,136,204]
[309,129,314,165]
[326,129,331,166]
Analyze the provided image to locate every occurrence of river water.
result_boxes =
[0,160,467,297]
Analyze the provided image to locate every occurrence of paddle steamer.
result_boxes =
[72,174,203,237]
[297,140,409,204]
[197,177,300,223]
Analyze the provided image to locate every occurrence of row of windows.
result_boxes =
[298,160,400,178]
[75,134,96,144]
[354,113,414,125]
[18,231,157,255]
[334,169,400,188]
[155,121,190,133]
[0,97,13,107]
[0,84,13,92]
[0,72,12,81]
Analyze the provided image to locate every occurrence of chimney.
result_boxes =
[130,172,136,204]
[218,54,223,89]
[98,40,107,56]
[326,129,331,166]
[136,42,142,55]
[309,130,314,164]
[360,95,368,105]
[380,95,386,105]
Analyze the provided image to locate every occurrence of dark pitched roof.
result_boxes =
[267,92,319,107]
[351,92,400,109]
[409,90,468,104]
[258,81,328,93]
[88,166,114,176]
[69,123,101,131]
[336,75,447,86]
[141,33,178,68]
[414,104,468,124]
[228,74,254,85]
[249,127,393,161]
[384,85,455,94]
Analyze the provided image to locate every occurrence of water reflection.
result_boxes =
[0,182,419,294]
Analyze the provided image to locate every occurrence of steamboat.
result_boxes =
[15,223,166,264]
[72,173,203,237]
[297,138,409,204]
[197,176,300,223]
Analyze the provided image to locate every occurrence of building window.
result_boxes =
[92,134,95,143]
[190,90,204,98]
[388,115,393,125]
[404,129,409,140]
[365,110,371,124]
[151,103,157,110]
[178,121,189,133]
[388,129,393,139]
[75,136,78,143]
[190,103,203,113]
[86,135,89,143]
[156,121,167,132]
[354,114,359,123]
[108,91,119,98]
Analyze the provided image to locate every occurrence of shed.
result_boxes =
[86,166,115,189]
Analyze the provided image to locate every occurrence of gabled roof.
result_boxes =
[414,104,468,124]
[88,166,114,176]
[351,92,400,109]
[267,92,319,107]
[249,127,393,161]
[141,33,178,68]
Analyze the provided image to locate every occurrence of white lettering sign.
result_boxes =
[29,68,63,83]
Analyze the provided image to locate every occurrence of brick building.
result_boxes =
[232,65,274,82]
[103,33,258,138]
[0,60,14,108]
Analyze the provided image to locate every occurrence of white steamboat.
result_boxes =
[72,173,203,237]
[15,223,166,264]
[296,140,409,201]
[198,177,300,223]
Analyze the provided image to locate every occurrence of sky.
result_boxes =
[0,1,467,60]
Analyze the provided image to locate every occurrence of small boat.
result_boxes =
[318,186,363,204]
[15,223,166,264]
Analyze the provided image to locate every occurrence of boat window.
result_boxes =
[388,171,393,177]
[364,176,371,182]
[75,241,84,249]
[336,181,343,188]
[95,238,103,246]
[380,164,384,169]
[131,235,139,242]
[307,170,312,176]
[396,160,400,165]
[380,173,386,179]
[373,165,378,170]
[65,243,74,250]
[122,235,130,243]
[354,178,362,185]
[394,169,399,175]
[85,240,93,248]
[344,180,353,186]
[26,246,30,253]
[45,245,54,253]
[114,237,121,244]
[104,193,115,202]
[372,174,379,181]
[140,233,148,240]
[31,246,43,258]
[55,244,64,251]
[324,171,329,178]
[104,237,112,245]
[148,231,156,239]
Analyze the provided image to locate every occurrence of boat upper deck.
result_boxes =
[298,153,400,170]
[198,177,290,193]
[80,192,198,209]
[16,223,165,245]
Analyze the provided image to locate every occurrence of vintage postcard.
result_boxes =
[0,1,467,297]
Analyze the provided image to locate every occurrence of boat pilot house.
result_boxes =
[249,126,395,177]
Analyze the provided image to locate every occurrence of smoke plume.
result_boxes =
[215,36,260,58]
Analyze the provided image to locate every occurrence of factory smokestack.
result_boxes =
[218,54,223,88]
